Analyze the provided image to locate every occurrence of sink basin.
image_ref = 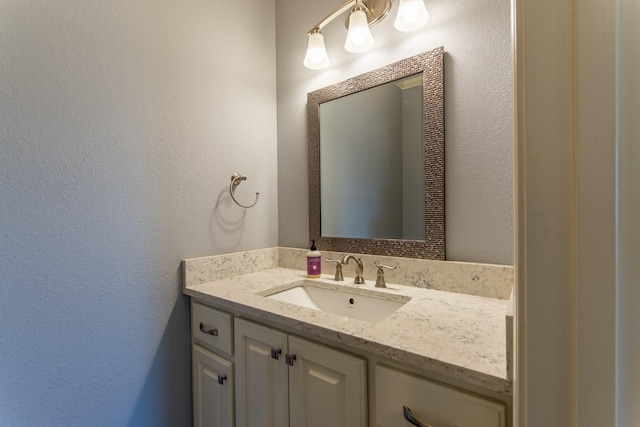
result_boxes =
[264,280,410,322]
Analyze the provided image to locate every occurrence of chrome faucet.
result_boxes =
[341,255,364,284]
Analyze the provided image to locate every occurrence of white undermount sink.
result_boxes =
[264,280,410,323]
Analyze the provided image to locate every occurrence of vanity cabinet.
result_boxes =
[191,302,235,427]
[190,299,509,427]
[234,318,367,427]
[375,364,506,427]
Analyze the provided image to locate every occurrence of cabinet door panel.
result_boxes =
[192,344,234,427]
[375,364,506,427]
[235,318,289,427]
[288,335,367,427]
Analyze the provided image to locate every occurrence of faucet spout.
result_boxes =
[341,255,365,284]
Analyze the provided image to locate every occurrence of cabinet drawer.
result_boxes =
[375,365,506,427]
[192,302,233,356]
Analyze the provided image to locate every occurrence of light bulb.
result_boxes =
[394,0,430,32]
[304,31,330,69]
[344,9,374,53]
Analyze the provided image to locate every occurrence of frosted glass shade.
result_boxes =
[304,32,330,69]
[344,9,374,53]
[394,0,430,32]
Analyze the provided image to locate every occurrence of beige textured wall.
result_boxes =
[0,0,277,425]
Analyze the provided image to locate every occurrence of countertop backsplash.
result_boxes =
[183,246,513,300]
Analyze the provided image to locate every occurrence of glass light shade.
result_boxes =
[304,32,330,69]
[394,0,430,32]
[344,9,374,53]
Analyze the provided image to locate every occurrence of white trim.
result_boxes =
[514,0,577,424]
[514,0,619,425]
[615,0,640,424]
[575,0,617,425]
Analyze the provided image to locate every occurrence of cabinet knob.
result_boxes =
[199,322,219,336]
[271,348,282,360]
[217,375,227,385]
[285,353,297,366]
[403,406,433,427]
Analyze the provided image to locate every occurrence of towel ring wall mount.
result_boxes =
[229,173,260,208]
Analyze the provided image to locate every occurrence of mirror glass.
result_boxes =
[320,74,424,241]
[308,47,445,259]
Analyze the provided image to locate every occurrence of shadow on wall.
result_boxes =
[127,292,192,427]
[211,188,248,253]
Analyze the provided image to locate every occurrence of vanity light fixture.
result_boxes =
[344,7,375,52]
[394,0,430,31]
[303,0,430,70]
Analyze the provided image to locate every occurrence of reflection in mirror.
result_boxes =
[308,47,445,259]
[320,74,424,240]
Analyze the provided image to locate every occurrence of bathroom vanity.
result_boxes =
[183,248,513,427]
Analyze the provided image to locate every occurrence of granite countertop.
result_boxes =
[183,266,511,395]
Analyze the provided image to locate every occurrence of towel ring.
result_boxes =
[229,173,260,208]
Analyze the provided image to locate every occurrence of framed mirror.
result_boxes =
[307,46,445,259]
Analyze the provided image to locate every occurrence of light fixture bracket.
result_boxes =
[345,0,391,29]
[307,0,392,34]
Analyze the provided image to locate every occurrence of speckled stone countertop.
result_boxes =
[183,265,511,395]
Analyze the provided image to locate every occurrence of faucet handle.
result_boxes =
[325,259,344,281]
[374,263,397,288]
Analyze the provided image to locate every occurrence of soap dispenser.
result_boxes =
[307,240,321,278]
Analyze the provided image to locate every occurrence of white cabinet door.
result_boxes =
[375,365,506,427]
[192,344,234,427]
[288,335,367,427]
[234,318,289,427]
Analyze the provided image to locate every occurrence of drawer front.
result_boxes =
[192,302,233,356]
[375,365,506,427]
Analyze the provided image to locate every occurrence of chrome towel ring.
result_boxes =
[229,173,260,208]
